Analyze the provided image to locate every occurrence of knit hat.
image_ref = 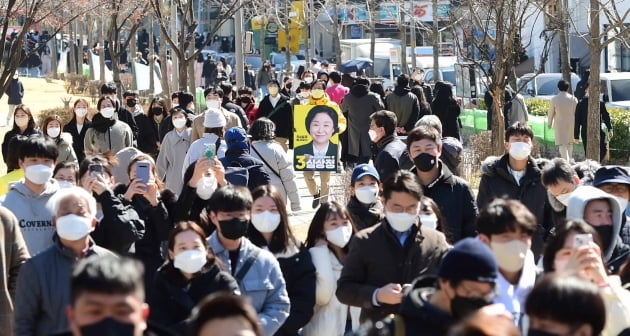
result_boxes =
[224,127,249,150]
[204,108,226,128]
[441,137,464,168]
[351,164,380,183]
[437,238,498,283]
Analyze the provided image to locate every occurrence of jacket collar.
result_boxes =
[489,154,540,185]
[375,133,398,149]
[381,218,423,247]
[53,234,98,260]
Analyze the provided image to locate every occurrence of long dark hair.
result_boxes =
[148,97,169,119]
[305,201,357,259]
[542,219,604,273]
[247,185,298,253]
[12,104,36,131]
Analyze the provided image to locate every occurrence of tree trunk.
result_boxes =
[491,88,506,155]
[368,0,376,77]
[178,51,188,90]
[400,11,407,75]
[586,0,601,161]
[69,23,76,74]
[158,11,170,99]
[332,0,341,64]
[432,0,440,80]
[188,41,195,92]
[99,19,106,82]
[149,18,155,95]
[130,28,138,90]
[87,16,95,80]
[558,0,572,92]
[52,33,59,79]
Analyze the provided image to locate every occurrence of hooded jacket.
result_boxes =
[477,155,552,258]
[220,147,272,191]
[386,86,421,132]
[0,179,60,256]
[566,186,630,273]
[341,85,384,159]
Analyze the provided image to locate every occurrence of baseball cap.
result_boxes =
[437,238,498,283]
[224,127,249,150]
[351,164,380,183]
[593,166,630,187]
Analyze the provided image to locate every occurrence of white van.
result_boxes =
[517,73,580,99]
[599,72,630,109]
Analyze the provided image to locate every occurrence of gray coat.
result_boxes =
[13,237,114,336]
[341,85,384,158]
[250,140,301,211]
[83,120,133,155]
[156,128,192,196]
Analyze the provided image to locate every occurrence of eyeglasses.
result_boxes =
[600,184,629,194]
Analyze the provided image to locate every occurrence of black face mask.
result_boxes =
[79,317,135,336]
[413,152,437,172]
[126,99,137,108]
[219,217,249,240]
[151,107,163,116]
[286,83,292,90]
[527,329,561,336]
[593,225,613,251]
[450,295,491,319]
[240,97,251,104]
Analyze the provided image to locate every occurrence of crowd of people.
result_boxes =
[0,68,630,336]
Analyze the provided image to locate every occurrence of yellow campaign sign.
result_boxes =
[251,16,267,30]
[278,29,302,53]
[293,104,340,172]
[289,1,305,29]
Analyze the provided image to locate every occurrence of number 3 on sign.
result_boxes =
[295,155,306,170]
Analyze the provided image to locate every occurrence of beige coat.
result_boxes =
[548,91,578,145]
[0,206,30,336]
[190,108,242,142]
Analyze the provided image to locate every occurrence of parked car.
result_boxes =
[517,72,580,99]
[599,72,630,109]
[268,52,306,73]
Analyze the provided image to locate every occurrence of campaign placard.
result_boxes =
[293,104,340,172]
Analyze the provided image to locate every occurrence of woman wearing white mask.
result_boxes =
[42,114,77,165]
[175,157,227,236]
[346,164,383,231]
[78,155,144,255]
[157,108,191,196]
[1,104,40,172]
[63,98,91,162]
[149,221,239,333]
[247,185,316,336]
[53,161,78,188]
[84,96,133,155]
[419,196,445,233]
[302,201,360,336]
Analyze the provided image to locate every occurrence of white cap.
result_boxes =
[204,108,226,128]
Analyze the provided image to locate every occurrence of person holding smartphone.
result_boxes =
[542,220,630,335]
[115,155,177,302]
[78,155,145,255]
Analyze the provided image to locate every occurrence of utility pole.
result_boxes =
[410,0,417,70]
[235,0,245,87]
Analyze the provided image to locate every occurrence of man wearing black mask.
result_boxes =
[206,185,290,336]
[237,86,258,125]
[375,238,500,336]
[123,90,144,117]
[407,126,477,243]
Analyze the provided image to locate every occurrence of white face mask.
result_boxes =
[508,141,531,160]
[206,100,220,110]
[100,107,116,119]
[325,225,353,248]
[172,117,187,130]
[57,180,75,189]
[419,214,438,230]
[615,196,629,212]
[25,164,54,185]
[75,108,88,117]
[386,211,417,232]
[556,192,572,207]
[251,210,281,233]
[304,77,314,84]
[355,185,379,204]
[15,116,29,127]
[56,214,94,241]
[173,249,207,274]
[196,176,217,200]
[368,130,378,142]
[47,127,61,138]
[490,239,529,272]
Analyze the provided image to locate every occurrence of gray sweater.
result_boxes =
[83,120,133,155]
[13,237,114,336]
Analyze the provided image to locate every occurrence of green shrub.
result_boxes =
[37,107,74,128]
[524,98,549,117]
[608,107,630,161]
